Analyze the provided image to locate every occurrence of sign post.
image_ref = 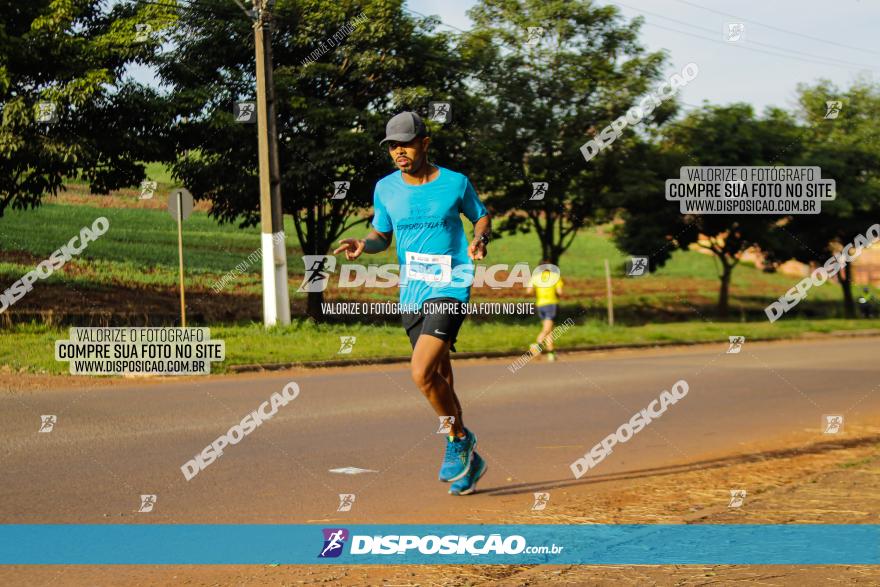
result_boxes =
[168,188,194,327]
[604,259,614,327]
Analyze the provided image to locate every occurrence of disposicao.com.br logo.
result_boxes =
[298,257,561,292]
[318,528,563,558]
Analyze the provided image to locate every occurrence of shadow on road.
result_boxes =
[479,433,880,496]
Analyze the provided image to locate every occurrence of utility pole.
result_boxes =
[604,259,614,327]
[252,0,290,326]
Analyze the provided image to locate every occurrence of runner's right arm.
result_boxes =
[333,229,391,260]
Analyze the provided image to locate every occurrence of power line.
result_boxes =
[138,2,868,117]
[409,3,877,76]
[614,1,878,72]
[639,19,877,74]
[670,0,880,57]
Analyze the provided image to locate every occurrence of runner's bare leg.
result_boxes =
[537,319,555,351]
[436,349,463,419]
[411,335,465,436]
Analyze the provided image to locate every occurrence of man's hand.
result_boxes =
[468,237,487,260]
[333,238,366,260]
[470,216,491,261]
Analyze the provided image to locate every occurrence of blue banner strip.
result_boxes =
[1,524,877,565]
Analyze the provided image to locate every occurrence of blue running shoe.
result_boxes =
[439,428,476,483]
[449,452,487,495]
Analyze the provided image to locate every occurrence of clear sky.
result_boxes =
[408,0,879,113]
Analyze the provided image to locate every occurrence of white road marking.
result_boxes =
[328,467,379,475]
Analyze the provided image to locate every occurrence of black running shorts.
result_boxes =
[401,297,468,351]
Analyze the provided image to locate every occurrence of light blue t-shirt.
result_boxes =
[372,166,488,310]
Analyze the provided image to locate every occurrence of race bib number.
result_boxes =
[405,251,452,283]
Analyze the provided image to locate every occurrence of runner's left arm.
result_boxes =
[462,178,490,260]
[469,214,491,260]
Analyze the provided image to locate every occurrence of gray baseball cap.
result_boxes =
[380,111,427,146]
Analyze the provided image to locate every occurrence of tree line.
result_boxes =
[2,0,878,318]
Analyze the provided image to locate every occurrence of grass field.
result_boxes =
[0,198,853,306]
[0,198,631,276]
[1,192,877,374]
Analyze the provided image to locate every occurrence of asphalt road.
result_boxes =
[2,336,878,524]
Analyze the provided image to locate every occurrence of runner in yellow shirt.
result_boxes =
[526,263,563,361]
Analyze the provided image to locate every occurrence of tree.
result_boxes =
[158,0,468,319]
[615,104,804,317]
[763,79,880,317]
[458,0,670,265]
[0,0,173,217]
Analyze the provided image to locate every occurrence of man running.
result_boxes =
[334,111,491,495]
[526,262,563,361]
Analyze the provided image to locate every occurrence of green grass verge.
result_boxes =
[3,319,878,376]
[0,201,848,305]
